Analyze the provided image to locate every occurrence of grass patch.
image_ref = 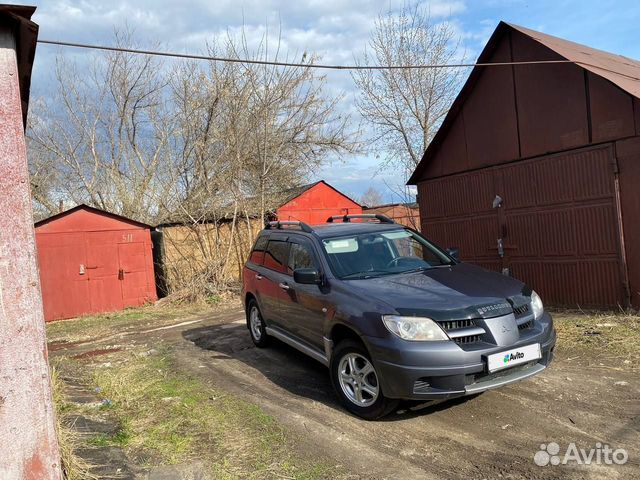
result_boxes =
[51,367,98,480]
[552,310,640,369]
[88,348,336,478]
[46,304,212,344]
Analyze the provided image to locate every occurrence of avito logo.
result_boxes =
[503,351,525,364]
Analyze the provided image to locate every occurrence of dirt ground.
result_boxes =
[50,305,640,479]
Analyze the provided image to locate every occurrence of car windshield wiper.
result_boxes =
[341,270,389,279]
[402,266,431,273]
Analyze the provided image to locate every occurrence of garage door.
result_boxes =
[418,144,625,307]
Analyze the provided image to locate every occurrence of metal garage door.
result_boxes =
[419,144,626,307]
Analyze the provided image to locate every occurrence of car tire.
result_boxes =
[330,340,398,420]
[247,299,269,348]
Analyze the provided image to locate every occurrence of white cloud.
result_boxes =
[17,0,480,197]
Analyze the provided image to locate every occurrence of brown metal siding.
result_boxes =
[616,137,640,308]
[462,36,519,170]
[511,30,590,158]
[588,72,635,143]
[420,145,625,307]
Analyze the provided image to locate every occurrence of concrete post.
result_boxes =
[0,21,62,480]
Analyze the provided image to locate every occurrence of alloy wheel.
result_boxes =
[338,353,379,407]
[249,306,262,341]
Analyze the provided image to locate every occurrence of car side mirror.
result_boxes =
[447,247,460,262]
[293,268,321,285]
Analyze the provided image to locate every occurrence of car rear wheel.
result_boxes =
[247,299,269,347]
[330,340,398,420]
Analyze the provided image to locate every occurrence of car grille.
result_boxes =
[438,318,474,330]
[513,303,530,317]
[518,319,534,330]
[413,379,431,394]
[454,334,483,345]
[437,318,484,345]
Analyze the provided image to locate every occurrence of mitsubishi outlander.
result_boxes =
[241,215,556,419]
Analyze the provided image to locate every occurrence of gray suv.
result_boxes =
[242,215,556,419]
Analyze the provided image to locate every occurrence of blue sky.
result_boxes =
[19,0,640,202]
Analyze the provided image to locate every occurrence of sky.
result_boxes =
[17,0,640,203]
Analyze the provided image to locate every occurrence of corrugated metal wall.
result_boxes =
[420,145,625,307]
[277,182,362,224]
[413,24,640,308]
[36,207,157,321]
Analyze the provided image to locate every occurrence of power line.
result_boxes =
[37,38,577,70]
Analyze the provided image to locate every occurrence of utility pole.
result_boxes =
[0,5,62,479]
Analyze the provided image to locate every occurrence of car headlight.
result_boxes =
[382,315,449,341]
[531,291,544,319]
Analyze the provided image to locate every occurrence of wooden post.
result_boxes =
[0,20,62,480]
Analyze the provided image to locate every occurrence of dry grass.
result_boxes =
[552,309,640,369]
[45,304,213,344]
[51,367,98,480]
[83,347,337,479]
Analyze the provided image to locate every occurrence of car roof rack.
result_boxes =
[326,214,395,224]
[265,220,313,233]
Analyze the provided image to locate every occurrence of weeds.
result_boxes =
[89,348,335,478]
[552,310,640,369]
[51,367,97,480]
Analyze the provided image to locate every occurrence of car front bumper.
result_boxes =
[365,313,556,400]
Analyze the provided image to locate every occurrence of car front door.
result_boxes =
[281,237,327,349]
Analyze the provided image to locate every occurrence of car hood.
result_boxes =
[343,263,529,320]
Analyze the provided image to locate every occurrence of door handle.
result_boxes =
[255,274,263,280]
[278,282,290,290]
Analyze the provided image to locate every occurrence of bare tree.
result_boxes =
[28,26,357,298]
[352,3,464,177]
[359,186,385,207]
[28,29,173,223]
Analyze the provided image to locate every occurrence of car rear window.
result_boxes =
[248,236,268,265]
[263,240,289,273]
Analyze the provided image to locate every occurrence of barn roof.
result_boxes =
[408,21,640,185]
[278,180,362,208]
[34,204,153,230]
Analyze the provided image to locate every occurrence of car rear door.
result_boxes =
[258,236,291,326]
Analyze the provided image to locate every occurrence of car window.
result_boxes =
[248,236,268,265]
[263,240,289,273]
[287,242,317,275]
[321,228,452,279]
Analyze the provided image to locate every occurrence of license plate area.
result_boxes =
[487,343,541,373]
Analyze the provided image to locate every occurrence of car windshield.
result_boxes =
[321,228,454,280]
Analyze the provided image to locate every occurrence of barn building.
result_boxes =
[35,205,157,321]
[408,22,640,309]
[276,180,362,224]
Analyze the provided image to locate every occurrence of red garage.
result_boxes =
[277,180,362,224]
[35,205,157,321]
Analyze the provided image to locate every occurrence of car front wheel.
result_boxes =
[330,340,398,420]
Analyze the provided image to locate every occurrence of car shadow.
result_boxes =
[182,322,479,421]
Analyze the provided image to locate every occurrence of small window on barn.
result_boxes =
[249,236,268,265]
[263,240,289,273]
